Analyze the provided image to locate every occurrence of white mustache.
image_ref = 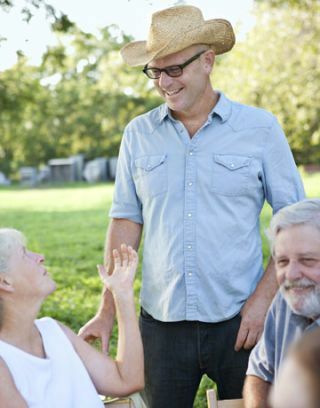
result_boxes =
[283,278,316,290]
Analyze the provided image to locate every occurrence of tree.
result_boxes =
[0,56,52,175]
[255,0,317,8]
[0,25,161,176]
[0,0,73,33]
[214,0,320,164]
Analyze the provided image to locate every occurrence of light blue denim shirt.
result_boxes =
[110,92,305,322]
[247,291,320,382]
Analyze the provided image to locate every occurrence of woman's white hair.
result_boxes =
[267,199,320,254]
[0,228,26,273]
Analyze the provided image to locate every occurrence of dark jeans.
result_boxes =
[139,308,251,408]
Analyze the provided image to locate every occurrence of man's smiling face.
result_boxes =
[274,224,320,319]
[148,45,213,117]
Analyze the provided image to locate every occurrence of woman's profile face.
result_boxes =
[8,244,56,297]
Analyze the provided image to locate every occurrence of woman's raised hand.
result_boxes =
[97,244,138,294]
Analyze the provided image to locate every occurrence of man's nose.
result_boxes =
[34,252,45,263]
[158,71,173,87]
[286,261,303,280]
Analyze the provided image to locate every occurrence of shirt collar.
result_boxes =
[159,104,170,123]
[311,315,320,327]
[291,312,320,330]
[158,91,233,124]
[211,91,232,123]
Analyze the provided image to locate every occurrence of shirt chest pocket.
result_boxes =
[210,154,251,196]
[134,154,168,198]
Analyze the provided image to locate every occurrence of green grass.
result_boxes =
[0,171,319,407]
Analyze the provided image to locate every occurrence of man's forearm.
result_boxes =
[97,218,143,320]
[104,218,142,273]
[243,375,271,408]
[97,285,116,318]
[235,258,279,351]
[251,258,278,307]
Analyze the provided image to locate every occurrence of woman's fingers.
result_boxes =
[111,244,138,273]
[120,243,129,268]
[127,245,134,264]
[112,248,121,268]
[128,246,138,269]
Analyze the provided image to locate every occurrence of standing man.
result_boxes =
[243,199,320,408]
[80,5,304,407]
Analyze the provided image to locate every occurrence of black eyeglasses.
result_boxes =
[142,50,206,79]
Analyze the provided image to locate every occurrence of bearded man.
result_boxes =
[244,199,320,408]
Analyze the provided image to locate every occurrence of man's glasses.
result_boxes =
[142,50,206,79]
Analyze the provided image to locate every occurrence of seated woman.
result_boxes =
[0,228,144,408]
[270,327,320,408]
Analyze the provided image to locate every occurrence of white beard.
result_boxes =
[280,278,320,319]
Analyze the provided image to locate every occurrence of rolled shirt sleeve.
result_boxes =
[110,128,143,225]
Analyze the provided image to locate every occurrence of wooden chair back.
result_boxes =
[207,389,244,408]
[104,397,134,407]
[104,393,146,408]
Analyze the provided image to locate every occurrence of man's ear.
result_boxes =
[203,49,215,74]
[0,274,15,293]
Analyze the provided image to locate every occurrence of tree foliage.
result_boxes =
[0,0,74,32]
[215,0,320,164]
[0,26,161,176]
[256,0,317,9]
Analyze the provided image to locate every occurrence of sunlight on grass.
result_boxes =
[0,183,114,211]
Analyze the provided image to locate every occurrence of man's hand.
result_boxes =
[234,294,269,351]
[235,259,278,351]
[78,313,115,353]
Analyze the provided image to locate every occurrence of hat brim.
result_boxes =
[121,19,235,67]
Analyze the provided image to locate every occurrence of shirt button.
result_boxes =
[188,272,192,276]
[188,182,193,186]
[189,151,193,156]
[187,245,192,249]
[230,163,234,168]
[187,213,192,217]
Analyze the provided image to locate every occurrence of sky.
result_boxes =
[0,0,255,71]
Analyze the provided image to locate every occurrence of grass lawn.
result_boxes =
[0,171,319,406]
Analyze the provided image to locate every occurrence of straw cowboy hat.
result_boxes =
[120,5,235,67]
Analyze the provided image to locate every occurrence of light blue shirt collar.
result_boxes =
[158,91,232,124]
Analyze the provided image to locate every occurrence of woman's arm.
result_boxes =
[0,358,28,408]
[78,219,143,354]
[61,244,144,397]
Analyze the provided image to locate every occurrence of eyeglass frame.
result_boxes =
[142,50,207,79]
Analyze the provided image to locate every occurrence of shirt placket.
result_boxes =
[184,141,198,320]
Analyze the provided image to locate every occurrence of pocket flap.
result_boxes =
[135,154,166,172]
[213,154,250,170]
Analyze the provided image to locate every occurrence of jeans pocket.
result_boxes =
[210,154,251,196]
[140,307,156,322]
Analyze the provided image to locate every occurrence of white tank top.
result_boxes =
[0,317,104,408]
